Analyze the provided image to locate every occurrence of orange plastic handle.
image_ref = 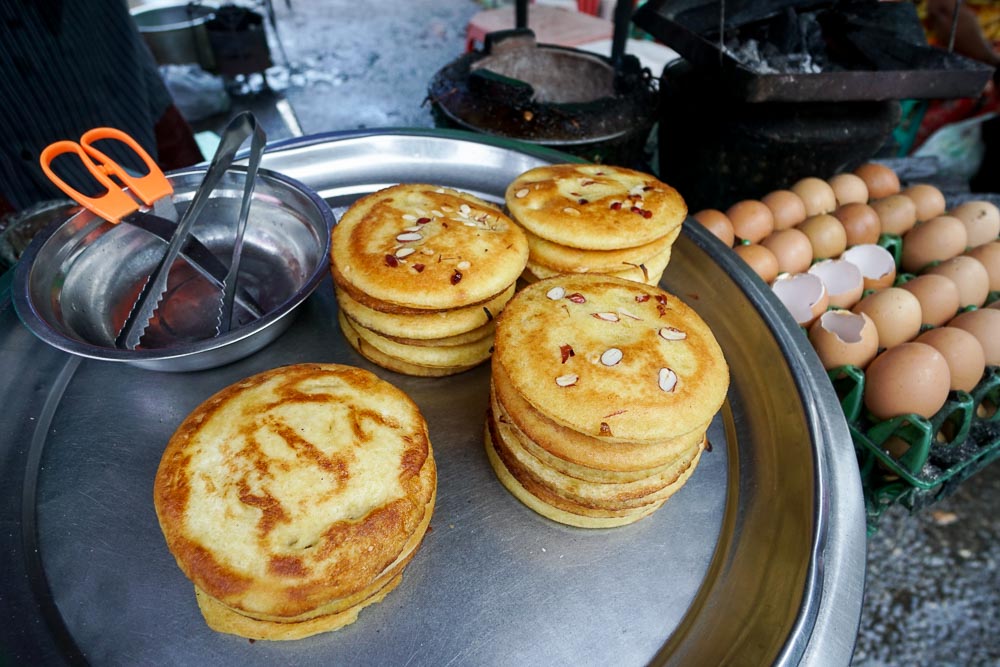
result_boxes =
[39,141,139,223]
[79,127,173,205]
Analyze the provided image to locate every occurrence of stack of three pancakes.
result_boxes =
[332,184,528,376]
[486,274,729,528]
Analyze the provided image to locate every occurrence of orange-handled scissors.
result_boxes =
[39,127,173,223]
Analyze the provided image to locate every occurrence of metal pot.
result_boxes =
[131,1,217,71]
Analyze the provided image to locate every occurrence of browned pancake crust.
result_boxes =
[505,164,686,250]
[154,363,436,619]
[523,225,680,274]
[331,184,528,310]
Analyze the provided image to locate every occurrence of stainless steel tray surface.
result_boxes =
[0,128,865,666]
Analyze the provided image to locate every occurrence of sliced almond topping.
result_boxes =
[566,293,586,304]
[555,373,578,387]
[658,368,678,392]
[396,247,415,259]
[402,214,417,222]
[600,348,623,366]
[463,221,478,227]
[434,188,445,194]
[659,327,687,341]
[456,260,470,270]
[421,248,435,255]
[546,286,566,300]
[629,184,646,197]
[618,308,642,321]
[396,232,422,242]
[441,205,454,212]
[404,225,422,232]
[459,204,471,215]
[593,312,620,322]
[562,207,580,216]
[432,210,445,218]
[515,188,530,198]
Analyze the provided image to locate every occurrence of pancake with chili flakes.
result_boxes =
[153,363,436,639]
[525,241,674,287]
[331,184,528,311]
[493,275,729,445]
[339,310,493,377]
[333,283,512,341]
[504,164,686,251]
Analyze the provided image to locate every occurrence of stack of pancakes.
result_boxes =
[332,184,528,376]
[504,164,687,286]
[486,275,729,528]
[154,364,436,640]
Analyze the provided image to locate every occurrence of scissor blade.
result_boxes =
[123,211,264,318]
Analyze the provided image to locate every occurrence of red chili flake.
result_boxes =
[417,217,431,224]
[384,254,399,267]
[451,270,463,285]
[599,422,612,436]
[578,198,588,205]
[657,304,667,318]
[635,294,650,303]
[566,293,586,304]
[559,344,575,363]
[442,222,449,228]
[413,263,425,273]
[610,202,622,211]
[655,294,668,305]
[642,210,653,219]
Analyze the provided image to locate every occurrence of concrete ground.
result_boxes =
[181,0,998,663]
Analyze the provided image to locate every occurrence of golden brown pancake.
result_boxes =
[154,363,436,629]
[505,164,686,250]
[340,313,483,377]
[523,225,680,274]
[493,275,729,444]
[331,184,528,310]
[526,242,673,287]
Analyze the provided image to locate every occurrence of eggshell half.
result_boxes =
[808,259,864,309]
[809,310,879,370]
[772,272,829,327]
[840,244,897,290]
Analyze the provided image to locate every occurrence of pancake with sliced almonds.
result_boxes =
[493,275,729,444]
[526,242,673,287]
[523,225,680,274]
[331,184,528,310]
[154,363,436,632]
[334,283,512,340]
[505,164,686,250]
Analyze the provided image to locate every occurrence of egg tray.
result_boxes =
[830,363,1000,534]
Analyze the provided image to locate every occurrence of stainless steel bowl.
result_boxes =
[12,166,333,371]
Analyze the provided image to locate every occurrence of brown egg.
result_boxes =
[760,228,813,274]
[902,184,947,222]
[792,177,838,216]
[924,256,990,308]
[916,327,986,392]
[871,194,918,236]
[990,299,1000,309]
[834,203,881,247]
[809,310,879,370]
[796,214,845,260]
[772,272,829,327]
[693,209,736,247]
[761,190,808,230]
[900,215,969,273]
[949,308,1000,365]
[851,287,923,349]
[726,200,774,243]
[828,173,869,206]
[898,274,961,327]
[840,244,897,290]
[809,259,864,309]
[854,163,900,199]
[965,241,1000,291]
[864,343,952,420]
[949,200,1000,247]
[734,243,780,284]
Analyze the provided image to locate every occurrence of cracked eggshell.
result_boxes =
[808,310,879,370]
[693,209,736,247]
[828,173,869,206]
[900,215,968,273]
[762,189,807,230]
[854,163,900,200]
[834,202,882,247]
[949,308,1000,365]
[923,256,991,309]
[949,200,1000,247]
[772,272,828,327]
[840,244,897,290]
[760,228,813,274]
[898,274,961,327]
[871,194,918,236]
[792,177,838,216]
[851,287,923,349]
[965,241,1000,291]
[902,184,947,222]
[864,343,952,420]
[916,326,986,392]
[734,243,779,284]
[808,259,864,309]
[726,200,774,243]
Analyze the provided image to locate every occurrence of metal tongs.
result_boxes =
[116,112,267,349]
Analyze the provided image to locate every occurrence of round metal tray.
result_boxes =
[0,129,864,666]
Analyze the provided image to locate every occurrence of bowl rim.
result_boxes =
[11,165,334,363]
